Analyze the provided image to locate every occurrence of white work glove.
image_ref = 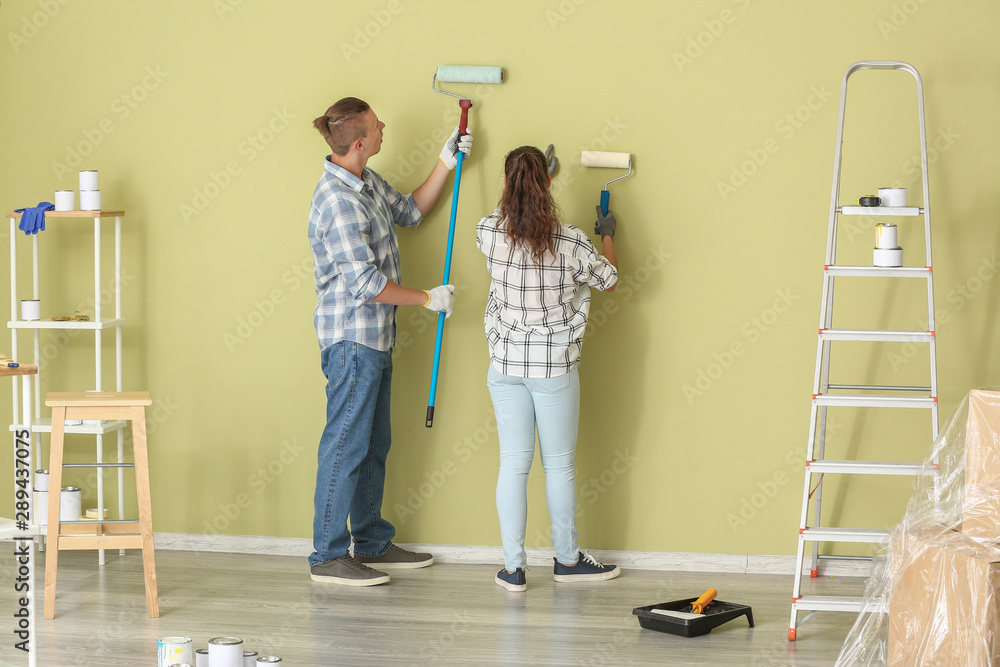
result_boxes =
[439,127,473,170]
[423,284,455,318]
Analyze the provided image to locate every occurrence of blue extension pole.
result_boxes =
[426,106,470,428]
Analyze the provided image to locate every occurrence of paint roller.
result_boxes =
[426,65,505,428]
[650,588,719,620]
[581,150,632,216]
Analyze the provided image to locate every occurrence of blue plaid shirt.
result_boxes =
[309,158,422,351]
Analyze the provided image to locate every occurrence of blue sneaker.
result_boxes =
[495,567,527,592]
[553,552,620,582]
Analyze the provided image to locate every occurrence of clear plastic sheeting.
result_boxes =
[836,389,1000,666]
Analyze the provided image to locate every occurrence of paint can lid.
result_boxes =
[158,636,192,643]
[209,637,244,645]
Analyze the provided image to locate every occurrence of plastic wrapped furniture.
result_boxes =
[836,389,1000,666]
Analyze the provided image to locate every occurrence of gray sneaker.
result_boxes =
[354,544,434,569]
[310,556,390,586]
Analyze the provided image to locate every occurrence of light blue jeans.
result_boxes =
[487,363,580,571]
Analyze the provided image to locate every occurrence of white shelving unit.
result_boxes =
[5,209,128,565]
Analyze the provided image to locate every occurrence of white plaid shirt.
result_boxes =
[476,209,618,378]
[309,158,422,351]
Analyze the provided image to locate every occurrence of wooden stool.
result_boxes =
[44,391,158,619]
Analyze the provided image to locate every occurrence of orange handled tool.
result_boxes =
[690,588,718,614]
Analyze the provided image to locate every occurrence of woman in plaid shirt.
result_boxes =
[476,146,621,592]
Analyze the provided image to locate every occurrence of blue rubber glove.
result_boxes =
[13,202,54,235]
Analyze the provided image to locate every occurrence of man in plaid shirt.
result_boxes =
[307,97,470,586]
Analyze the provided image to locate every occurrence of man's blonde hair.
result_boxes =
[313,97,371,156]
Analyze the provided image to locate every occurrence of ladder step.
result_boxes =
[806,460,933,476]
[819,328,933,343]
[793,596,863,613]
[839,205,922,216]
[827,383,930,392]
[813,393,936,408]
[799,527,889,543]
[824,265,931,278]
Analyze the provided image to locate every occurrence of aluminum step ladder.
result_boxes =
[788,61,939,641]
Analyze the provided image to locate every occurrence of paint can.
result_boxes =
[256,657,282,665]
[208,637,243,667]
[34,470,49,492]
[873,247,903,267]
[54,190,75,211]
[877,187,907,207]
[79,170,99,192]
[875,223,898,250]
[157,636,193,667]
[194,648,209,667]
[243,650,259,666]
[59,486,82,522]
[80,189,102,211]
[33,490,47,526]
[20,299,40,321]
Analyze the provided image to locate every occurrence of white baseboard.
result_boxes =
[154,533,872,578]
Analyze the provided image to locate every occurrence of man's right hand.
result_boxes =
[423,285,456,318]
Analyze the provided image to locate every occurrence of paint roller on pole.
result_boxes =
[426,65,504,428]
[581,151,633,216]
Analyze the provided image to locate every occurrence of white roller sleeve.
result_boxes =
[581,151,631,169]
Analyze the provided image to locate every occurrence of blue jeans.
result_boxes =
[310,341,396,566]
[487,363,580,571]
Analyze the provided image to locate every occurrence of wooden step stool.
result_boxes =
[43,391,158,620]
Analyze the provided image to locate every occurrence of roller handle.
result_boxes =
[690,588,718,614]
[600,189,610,217]
[425,406,435,428]
[458,99,472,135]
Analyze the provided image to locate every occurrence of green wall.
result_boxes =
[1,0,998,558]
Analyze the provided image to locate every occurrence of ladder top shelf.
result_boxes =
[6,210,124,218]
[839,206,921,216]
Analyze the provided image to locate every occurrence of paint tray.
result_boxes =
[632,597,754,638]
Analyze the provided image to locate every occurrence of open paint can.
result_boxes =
[208,637,243,667]
[158,636,193,667]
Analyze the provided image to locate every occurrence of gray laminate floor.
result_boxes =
[0,549,864,666]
